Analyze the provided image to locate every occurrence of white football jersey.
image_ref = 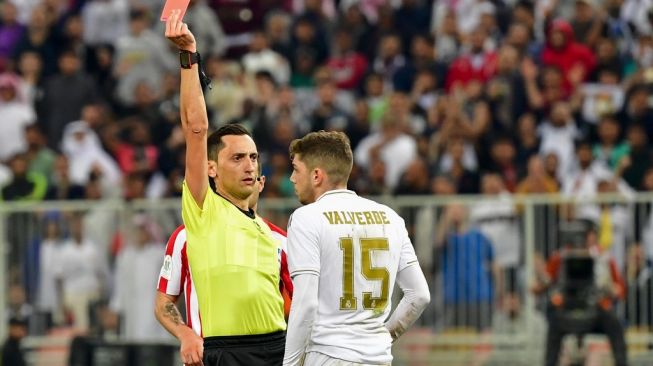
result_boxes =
[287,189,419,364]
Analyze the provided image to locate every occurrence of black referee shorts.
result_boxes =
[203,331,285,366]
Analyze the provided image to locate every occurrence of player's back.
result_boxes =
[290,190,416,364]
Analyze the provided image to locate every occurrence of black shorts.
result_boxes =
[203,331,285,366]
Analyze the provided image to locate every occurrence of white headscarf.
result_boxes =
[61,120,122,186]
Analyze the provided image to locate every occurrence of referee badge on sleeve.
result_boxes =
[160,255,173,280]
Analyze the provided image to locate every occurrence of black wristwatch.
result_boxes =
[179,50,200,69]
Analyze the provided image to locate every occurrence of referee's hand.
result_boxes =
[164,9,197,53]
[179,326,204,366]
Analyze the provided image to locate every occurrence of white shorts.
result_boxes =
[304,352,390,366]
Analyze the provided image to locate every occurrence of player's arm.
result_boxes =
[283,273,318,366]
[385,218,430,341]
[283,210,320,366]
[164,10,209,208]
[155,292,204,366]
[384,264,430,341]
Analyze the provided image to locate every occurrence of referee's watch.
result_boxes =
[179,50,200,69]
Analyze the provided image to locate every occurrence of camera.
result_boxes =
[555,220,599,333]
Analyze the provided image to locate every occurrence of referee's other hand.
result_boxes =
[179,326,204,366]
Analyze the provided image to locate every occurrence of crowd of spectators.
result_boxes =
[2,0,653,204]
[4,0,653,348]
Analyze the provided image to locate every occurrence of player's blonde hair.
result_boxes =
[289,131,353,186]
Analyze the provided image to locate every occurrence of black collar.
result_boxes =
[216,192,255,219]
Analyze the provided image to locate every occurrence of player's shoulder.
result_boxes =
[358,196,403,221]
[165,225,187,249]
[288,202,322,230]
[170,224,186,240]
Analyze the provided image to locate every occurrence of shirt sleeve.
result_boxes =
[397,216,419,272]
[181,181,210,235]
[157,227,187,296]
[287,208,321,278]
[283,273,319,366]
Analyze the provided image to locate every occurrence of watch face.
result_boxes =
[180,52,193,68]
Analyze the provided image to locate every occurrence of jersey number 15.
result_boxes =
[339,237,390,312]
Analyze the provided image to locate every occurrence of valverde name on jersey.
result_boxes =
[322,211,392,226]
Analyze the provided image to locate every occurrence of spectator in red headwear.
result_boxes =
[541,19,596,93]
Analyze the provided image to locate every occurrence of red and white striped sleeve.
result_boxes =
[263,219,294,299]
[157,225,187,296]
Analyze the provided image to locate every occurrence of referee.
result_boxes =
[162,10,286,366]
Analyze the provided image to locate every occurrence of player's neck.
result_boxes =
[313,183,348,201]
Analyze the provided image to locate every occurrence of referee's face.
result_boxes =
[215,134,259,200]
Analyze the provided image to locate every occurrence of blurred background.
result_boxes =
[3,0,653,364]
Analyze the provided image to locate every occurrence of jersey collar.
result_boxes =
[315,189,357,202]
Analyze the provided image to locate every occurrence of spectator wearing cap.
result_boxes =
[0,152,47,201]
[0,73,35,163]
[1,316,28,366]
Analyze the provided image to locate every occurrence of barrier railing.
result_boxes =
[3,192,653,364]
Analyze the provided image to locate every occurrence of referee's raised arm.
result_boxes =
[164,9,208,208]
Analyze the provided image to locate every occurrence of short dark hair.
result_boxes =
[289,131,353,185]
[206,123,251,162]
[515,0,535,15]
[575,139,593,151]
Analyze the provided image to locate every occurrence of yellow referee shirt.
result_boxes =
[181,182,286,337]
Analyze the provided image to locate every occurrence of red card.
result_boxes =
[160,0,191,22]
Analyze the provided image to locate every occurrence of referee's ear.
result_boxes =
[258,175,266,192]
[208,160,218,178]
